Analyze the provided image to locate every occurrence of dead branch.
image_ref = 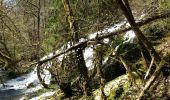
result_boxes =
[144,56,154,80]
[119,56,135,84]
[137,60,166,100]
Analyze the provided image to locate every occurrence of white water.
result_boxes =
[86,20,137,69]
[1,67,39,90]
[0,61,52,90]
[0,58,52,100]
[0,18,139,99]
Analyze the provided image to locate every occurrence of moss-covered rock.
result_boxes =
[94,74,129,100]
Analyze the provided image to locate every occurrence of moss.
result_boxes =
[50,93,64,100]
[108,86,122,100]
[30,83,58,98]
[107,72,143,100]
[108,82,131,100]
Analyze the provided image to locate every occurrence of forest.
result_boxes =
[0,0,170,100]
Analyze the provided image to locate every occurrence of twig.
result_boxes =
[144,56,154,80]
[137,60,165,100]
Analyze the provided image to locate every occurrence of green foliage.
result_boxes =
[107,80,131,100]
[43,0,68,52]
[73,0,122,35]
[142,19,170,43]
[160,0,170,11]
[42,33,58,52]
[111,35,124,48]
[108,85,124,100]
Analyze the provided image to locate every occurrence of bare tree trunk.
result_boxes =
[37,63,48,88]
[95,45,107,100]
[138,39,151,67]
[36,0,41,59]
[28,0,41,61]
[119,56,135,84]
[32,11,170,66]
[137,61,164,100]
[117,0,163,99]
[0,1,10,59]
[117,0,160,62]
[62,0,91,96]
[34,0,47,88]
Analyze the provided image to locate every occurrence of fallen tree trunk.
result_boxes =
[31,12,170,66]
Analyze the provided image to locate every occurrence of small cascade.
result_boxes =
[0,67,40,99]
[0,60,52,99]
[1,67,39,90]
[0,16,143,99]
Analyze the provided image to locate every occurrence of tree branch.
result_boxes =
[144,56,154,80]
[137,60,165,100]
[31,12,170,66]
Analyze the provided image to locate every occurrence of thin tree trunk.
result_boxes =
[137,61,164,100]
[119,56,135,84]
[117,0,163,99]
[36,0,48,89]
[37,63,48,88]
[95,45,107,100]
[62,0,91,96]
[138,39,151,67]
[0,51,11,63]
[36,0,41,59]
[0,51,12,69]
[32,11,170,66]
[117,0,160,62]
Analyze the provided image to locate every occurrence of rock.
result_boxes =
[27,83,36,88]
[20,96,29,100]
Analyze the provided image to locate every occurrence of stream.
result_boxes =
[0,19,137,100]
[0,60,53,100]
[0,67,44,100]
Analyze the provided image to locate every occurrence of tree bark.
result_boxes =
[37,63,49,88]
[0,51,12,69]
[62,0,91,96]
[137,60,165,100]
[36,0,41,59]
[119,56,135,84]
[0,51,11,63]
[31,11,170,66]
[116,0,163,99]
[117,0,160,62]
[95,45,107,100]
